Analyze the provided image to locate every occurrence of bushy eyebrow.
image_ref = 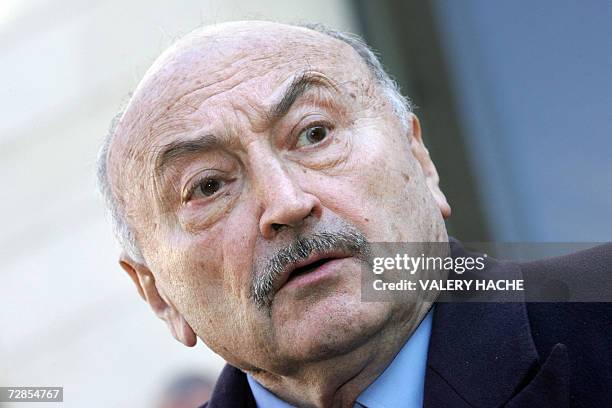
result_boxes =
[270,71,338,121]
[154,71,340,177]
[154,133,221,177]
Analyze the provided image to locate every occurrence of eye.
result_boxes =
[296,124,330,147]
[191,178,224,200]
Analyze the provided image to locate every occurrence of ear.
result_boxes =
[408,114,452,219]
[119,252,197,347]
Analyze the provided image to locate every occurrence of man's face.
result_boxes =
[110,22,448,374]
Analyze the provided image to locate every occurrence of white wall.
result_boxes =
[0,1,357,407]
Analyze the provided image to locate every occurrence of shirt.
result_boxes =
[246,309,434,408]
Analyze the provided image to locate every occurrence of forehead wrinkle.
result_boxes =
[123,21,372,142]
[144,65,283,153]
[127,35,368,157]
[152,52,286,128]
[148,70,354,176]
[112,26,374,211]
[217,71,349,142]
[117,70,364,201]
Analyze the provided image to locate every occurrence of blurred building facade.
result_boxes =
[356,0,612,242]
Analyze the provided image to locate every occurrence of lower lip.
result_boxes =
[282,257,351,290]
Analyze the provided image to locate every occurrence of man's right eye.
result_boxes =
[296,124,332,148]
[191,178,224,200]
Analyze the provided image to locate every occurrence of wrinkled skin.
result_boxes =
[108,21,451,408]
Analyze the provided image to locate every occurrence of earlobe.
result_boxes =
[408,114,452,219]
[118,253,197,347]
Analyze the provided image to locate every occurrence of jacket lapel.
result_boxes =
[424,240,570,407]
[207,364,256,408]
[505,343,570,407]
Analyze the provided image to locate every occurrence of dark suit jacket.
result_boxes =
[200,241,612,407]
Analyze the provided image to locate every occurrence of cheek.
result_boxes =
[157,222,250,340]
[221,208,261,298]
[318,126,440,243]
[317,135,420,241]
[168,200,259,303]
[164,235,225,315]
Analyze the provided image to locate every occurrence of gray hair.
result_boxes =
[96,22,412,263]
[96,103,146,262]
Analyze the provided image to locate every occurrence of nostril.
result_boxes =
[271,223,283,232]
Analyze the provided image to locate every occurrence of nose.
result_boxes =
[254,158,322,240]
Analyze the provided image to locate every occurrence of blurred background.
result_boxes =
[1,0,610,407]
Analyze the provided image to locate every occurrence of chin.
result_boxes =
[271,293,393,364]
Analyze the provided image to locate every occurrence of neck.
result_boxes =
[249,309,428,408]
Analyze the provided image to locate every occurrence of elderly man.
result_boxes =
[97,21,611,408]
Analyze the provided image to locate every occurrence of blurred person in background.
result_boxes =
[157,374,214,408]
[97,20,611,408]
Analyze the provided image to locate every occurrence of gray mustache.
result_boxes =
[251,230,370,310]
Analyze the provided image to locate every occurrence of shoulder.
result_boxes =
[520,242,612,349]
[519,243,612,404]
[520,242,612,280]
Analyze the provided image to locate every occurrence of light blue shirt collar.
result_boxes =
[247,309,434,408]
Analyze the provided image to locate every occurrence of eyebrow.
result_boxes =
[154,71,339,176]
[270,71,337,121]
[154,133,222,176]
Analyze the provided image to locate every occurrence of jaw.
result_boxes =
[247,299,421,408]
[270,288,396,366]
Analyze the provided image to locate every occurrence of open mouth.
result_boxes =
[286,257,337,283]
[269,250,355,298]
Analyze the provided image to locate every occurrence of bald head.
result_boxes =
[96,21,450,407]
[98,21,411,261]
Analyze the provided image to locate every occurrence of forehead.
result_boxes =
[107,23,374,205]
[120,23,369,143]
